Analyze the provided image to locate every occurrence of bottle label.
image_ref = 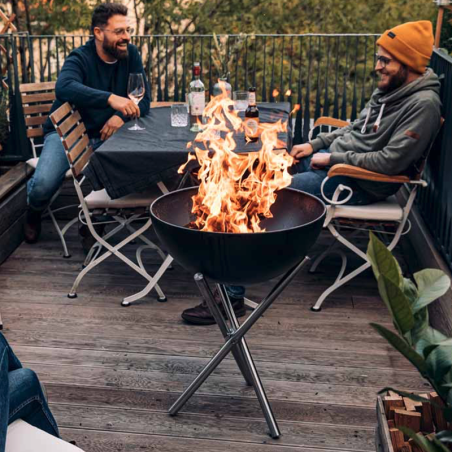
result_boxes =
[189,92,205,115]
[245,118,259,138]
[248,92,256,105]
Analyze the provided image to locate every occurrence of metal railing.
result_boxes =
[1,33,380,160]
[417,49,452,272]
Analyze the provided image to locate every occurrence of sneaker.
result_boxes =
[181,289,246,325]
[24,209,42,244]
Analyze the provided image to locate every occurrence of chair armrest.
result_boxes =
[327,164,411,184]
[313,116,351,129]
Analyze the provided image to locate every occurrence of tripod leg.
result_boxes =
[217,284,280,438]
[195,275,253,386]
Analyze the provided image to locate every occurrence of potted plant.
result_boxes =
[367,232,452,452]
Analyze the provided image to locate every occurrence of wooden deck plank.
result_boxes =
[0,223,421,450]
[59,428,363,452]
[48,384,376,426]
[52,404,375,451]
[12,345,426,389]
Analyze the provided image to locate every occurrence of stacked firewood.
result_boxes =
[383,391,448,452]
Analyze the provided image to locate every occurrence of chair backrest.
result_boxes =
[19,81,56,157]
[50,102,93,179]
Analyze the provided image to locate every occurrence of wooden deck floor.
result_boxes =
[0,221,427,451]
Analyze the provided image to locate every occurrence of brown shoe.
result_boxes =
[24,209,42,244]
[181,289,246,325]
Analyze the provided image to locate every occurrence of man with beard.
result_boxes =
[181,21,443,326]
[24,3,149,244]
[289,20,442,205]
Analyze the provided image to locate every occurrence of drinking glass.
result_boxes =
[127,73,145,131]
[171,104,189,127]
[233,91,249,112]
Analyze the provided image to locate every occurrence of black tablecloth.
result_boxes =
[84,102,292,199]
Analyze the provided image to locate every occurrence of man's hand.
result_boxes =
[310,153,331,169]
[290,143,314,161]
[108,94,140,118]
[100,116,125,141]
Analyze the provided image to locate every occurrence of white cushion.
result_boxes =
[6,419,84,452]
[27,157,72,179]
[84,186,162,209]
[330,196,404,222]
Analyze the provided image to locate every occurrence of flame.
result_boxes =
[290,104,301,116]
[272,89,280,98]
[285,89,292,96]
[180,81,294,233]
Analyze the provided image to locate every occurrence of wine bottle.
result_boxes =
[188,62,205,133]
[244,87,259,142]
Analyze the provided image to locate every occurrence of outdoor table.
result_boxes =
[84,102,292,199]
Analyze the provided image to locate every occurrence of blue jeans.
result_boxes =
[27,132,103,211]
[0,333,59,452]
[290,149,377,205]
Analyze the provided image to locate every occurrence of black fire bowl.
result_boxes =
[150,187,326,285]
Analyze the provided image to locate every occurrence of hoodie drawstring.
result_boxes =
[361,103,386,134]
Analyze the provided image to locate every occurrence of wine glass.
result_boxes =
[127,73,145,131]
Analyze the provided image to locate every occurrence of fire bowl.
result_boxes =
[150,187,326,285]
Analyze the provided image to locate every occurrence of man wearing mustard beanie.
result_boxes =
[290,20,442,205]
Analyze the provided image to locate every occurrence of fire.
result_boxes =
[285,89,292,96]
[179,81,294,233]
[291,104,301,116]
[272,89,280,98]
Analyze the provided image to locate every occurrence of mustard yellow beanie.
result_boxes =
[376,21,434,74]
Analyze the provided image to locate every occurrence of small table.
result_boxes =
[84,102,291,199]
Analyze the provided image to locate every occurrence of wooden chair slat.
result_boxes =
[25,116,48,127]
[62,122,86,150]
[313,116,351,129]
[68,134,89,164]
[26,128,44,139]
[23,104,53,115]
[50,103,72,125]
[72,147,93,177]
[19,81,56,93]
[21,92,55,104]
[59,111,82,136]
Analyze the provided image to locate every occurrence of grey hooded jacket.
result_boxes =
[309,68,442,200]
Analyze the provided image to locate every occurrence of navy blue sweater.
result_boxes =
[44,39,150,138]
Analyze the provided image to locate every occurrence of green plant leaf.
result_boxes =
[377,275,414,334]
[399,428,450,452]
[431,436,452,452]
[403,277,419,305]
[413,269,451,313]
[370,323,427,375]
[436,431,452,443]
[426,345,452,380]
[367,232,402,288]
[417,326,447,357]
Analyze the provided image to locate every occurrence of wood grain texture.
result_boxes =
[328,164,411,184]
[0,223,428,451]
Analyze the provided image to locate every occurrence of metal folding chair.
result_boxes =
[50,102,173,306]
[308,116,443,311]
[20,82,78,258]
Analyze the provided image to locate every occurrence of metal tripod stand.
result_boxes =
[169,257,309,438]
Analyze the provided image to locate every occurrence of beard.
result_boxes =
[102,37,129,60]
[378,65,409,93]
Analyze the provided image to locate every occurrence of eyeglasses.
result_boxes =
[375,53,394,68]
[102,27,134,37]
